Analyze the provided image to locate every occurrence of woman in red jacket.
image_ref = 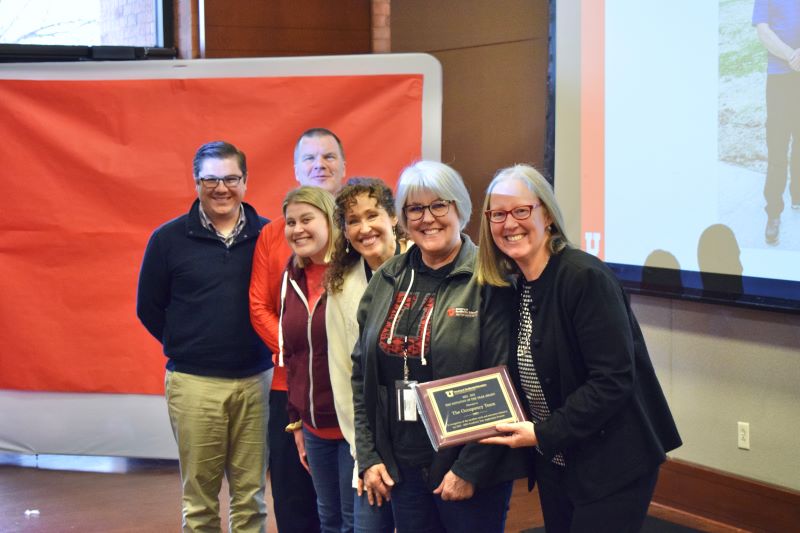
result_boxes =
[279,185,353,532]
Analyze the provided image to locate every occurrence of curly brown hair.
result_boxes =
[325,177,406,294]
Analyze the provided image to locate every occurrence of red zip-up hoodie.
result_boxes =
[279,260,341,435]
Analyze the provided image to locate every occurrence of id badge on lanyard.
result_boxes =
[396,335,418,421]
[396,379,418,422]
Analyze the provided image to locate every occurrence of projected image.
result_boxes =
[718,0,799,250]
[562,0,800,310]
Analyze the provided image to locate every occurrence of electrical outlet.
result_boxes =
[738,421,750,450]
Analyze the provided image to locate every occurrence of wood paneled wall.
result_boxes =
[655,459,800,532]
[391,0,550,236]
[198,0,371,58]
[173,0,549,237]
[174,0,200,59]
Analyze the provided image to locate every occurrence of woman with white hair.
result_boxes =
[350,161,526,533]
[476,164,682,533]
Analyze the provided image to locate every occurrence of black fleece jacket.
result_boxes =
[352,236,529,490]
[137,200,273,378]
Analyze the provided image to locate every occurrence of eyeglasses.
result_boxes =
[403,199,453,221]
[484,203,541,224]
[196,175,244,189]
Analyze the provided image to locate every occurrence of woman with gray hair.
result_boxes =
[350,161,526,533]
[476,164,681,533]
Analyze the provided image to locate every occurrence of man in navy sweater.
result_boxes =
[137,141,273,532]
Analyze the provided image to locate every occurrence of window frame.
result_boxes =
[0,0,175,62]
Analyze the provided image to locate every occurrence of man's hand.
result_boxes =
[433,470,475,501]
[479,421,538,448]
[293,429,311,474]
[363,463,395,506]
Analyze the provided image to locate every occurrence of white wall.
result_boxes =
[0,391,177,458]
[632,294,800,491]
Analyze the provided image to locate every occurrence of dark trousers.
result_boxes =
[765,71,800,218]
[268,389,320,533]
[534,454,659,533]
[390,463,513,533]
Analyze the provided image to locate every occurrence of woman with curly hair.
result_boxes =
[325,177,408,532]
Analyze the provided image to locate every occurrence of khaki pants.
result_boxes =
[165,369,272,533]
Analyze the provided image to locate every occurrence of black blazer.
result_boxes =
[508,248,681,504]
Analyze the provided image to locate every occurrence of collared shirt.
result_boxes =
[198,204,246,248]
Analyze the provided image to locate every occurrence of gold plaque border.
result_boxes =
[424,372,519,438]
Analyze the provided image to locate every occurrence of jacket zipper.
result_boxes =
[289,277,319,429]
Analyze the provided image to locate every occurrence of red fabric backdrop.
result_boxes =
[0,74,423,394]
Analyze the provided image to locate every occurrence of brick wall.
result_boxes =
[372,0,390,52]
[100,0,157,46]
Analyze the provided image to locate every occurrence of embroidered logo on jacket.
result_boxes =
[446,307,478,318]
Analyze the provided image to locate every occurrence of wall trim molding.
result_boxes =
[653,458,800,532]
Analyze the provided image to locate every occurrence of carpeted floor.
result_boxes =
[522,515,702,532]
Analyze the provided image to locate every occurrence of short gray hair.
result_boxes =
[394,161,472,230]
[293,128,345,163]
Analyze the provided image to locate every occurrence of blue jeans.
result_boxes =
[390,464,513,533]
[354,487,394,533]
[302,429,354,533]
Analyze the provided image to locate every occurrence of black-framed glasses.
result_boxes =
[484,203,541,223]
[403,199,453,221]
[196,175,244,189]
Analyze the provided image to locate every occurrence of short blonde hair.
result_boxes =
[283,186,339,268]
[475,164,571,286]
